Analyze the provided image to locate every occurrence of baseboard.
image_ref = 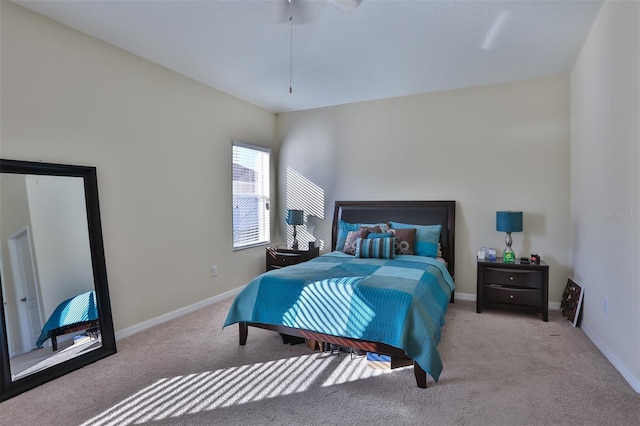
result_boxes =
[114,286,244,340]
[581,323,640,393]
[454,292,476,302]
[454,292,561,311]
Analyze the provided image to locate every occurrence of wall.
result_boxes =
[570,0,640,391]
[25,175,93,317]
[277,76,571,302]
[1,2,277,331]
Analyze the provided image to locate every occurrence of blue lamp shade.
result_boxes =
[496,211,523,233]
[286,209,304,226]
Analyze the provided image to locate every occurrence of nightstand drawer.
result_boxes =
[484,285,541,308]
[266,246,320,271]
[483,268,542,289]
[271,252,302,267]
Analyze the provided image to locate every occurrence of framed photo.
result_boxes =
[560,278,584,327]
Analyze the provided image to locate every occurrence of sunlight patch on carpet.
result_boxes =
[79,352,399,425]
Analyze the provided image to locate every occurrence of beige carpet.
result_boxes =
[1,299,638,426]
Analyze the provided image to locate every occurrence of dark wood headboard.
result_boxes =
[331,200,456,277]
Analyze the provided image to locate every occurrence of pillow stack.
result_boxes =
[337,219,442,259]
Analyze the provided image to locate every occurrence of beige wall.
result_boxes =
[277,75,572,302]
[1,2,277,331]
[570,0,640,391]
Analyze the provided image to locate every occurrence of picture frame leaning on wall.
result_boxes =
[560,278,584,327]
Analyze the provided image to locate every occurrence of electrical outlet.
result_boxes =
[211,265,218,277]
[604,298,608,315]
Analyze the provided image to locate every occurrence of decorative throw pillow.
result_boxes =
[343,228,371,255]
[389,222,442,257]
[387,227,416,255]
[336,220,385,251]
[367,232,394,239]
[355,237,396,259]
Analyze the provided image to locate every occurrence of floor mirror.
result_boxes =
[0,159,116,401]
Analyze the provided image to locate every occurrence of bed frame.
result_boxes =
[49,320,99,351]
[238,200,456,388]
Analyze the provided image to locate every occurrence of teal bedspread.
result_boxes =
[224,251,455,382]
[36,290,98,348]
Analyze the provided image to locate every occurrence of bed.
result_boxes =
[36,290,99,351]
[224,200,455,388]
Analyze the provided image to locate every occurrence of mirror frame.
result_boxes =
[0,159,116,401]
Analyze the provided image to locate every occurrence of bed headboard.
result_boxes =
[332,200,456,277]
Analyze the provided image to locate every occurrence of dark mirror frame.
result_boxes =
[0,159,116,401]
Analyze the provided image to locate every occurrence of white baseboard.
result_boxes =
[114,287,243,341]
[453,292,476,302]
[454,292,561,311]
[581,323,640,393]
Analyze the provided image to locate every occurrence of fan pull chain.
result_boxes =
[289,3,293,94]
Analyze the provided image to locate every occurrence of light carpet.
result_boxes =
[1,299,638,425]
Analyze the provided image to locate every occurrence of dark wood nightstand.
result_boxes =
[266,245,320,271]
[477,258,549,321]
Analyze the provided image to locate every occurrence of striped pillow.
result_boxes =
[355,237,396,259]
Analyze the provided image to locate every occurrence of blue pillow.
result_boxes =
[355,237,396,259]
[367,232,394,239]
[335,220,384,251]
[389,222,442,257]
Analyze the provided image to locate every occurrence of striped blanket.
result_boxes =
[36,290,98,348]
[224,251,455,381]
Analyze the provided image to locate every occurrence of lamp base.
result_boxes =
[504,232,513,251]
[503,232,515,262]
[291,225,299,250]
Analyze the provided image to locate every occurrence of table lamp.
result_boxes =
[286,209,304,250]
[496,211,523,260]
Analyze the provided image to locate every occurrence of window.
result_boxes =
[232,141,271,249]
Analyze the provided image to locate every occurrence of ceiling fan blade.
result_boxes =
[271,0,360,25]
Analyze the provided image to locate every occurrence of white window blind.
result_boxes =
[232,142,271,249]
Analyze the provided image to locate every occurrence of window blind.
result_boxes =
[232,142,271,249]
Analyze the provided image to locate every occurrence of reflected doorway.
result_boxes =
[8,227,42,355]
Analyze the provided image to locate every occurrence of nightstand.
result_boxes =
[477,258,549,321]
[266,245,320,271]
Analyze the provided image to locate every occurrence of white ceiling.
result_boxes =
[15,0,604,113]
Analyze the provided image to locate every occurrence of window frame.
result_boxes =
[231,141,271,250]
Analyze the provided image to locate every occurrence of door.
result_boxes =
[0,246,15,357]
[8,227,43,354]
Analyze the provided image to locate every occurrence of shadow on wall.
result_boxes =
[286,167,325,250]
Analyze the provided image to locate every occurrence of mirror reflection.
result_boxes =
[1,173,101,380]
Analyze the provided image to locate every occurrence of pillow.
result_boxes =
[387,227,416,255]
[355,237,396,259]
[343,228,371,255]
[367,232,394,239]
[389,222,442,257]
[335,220,385,251]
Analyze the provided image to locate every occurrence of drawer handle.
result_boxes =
[509,295,514,299]
[510,276,514,280]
